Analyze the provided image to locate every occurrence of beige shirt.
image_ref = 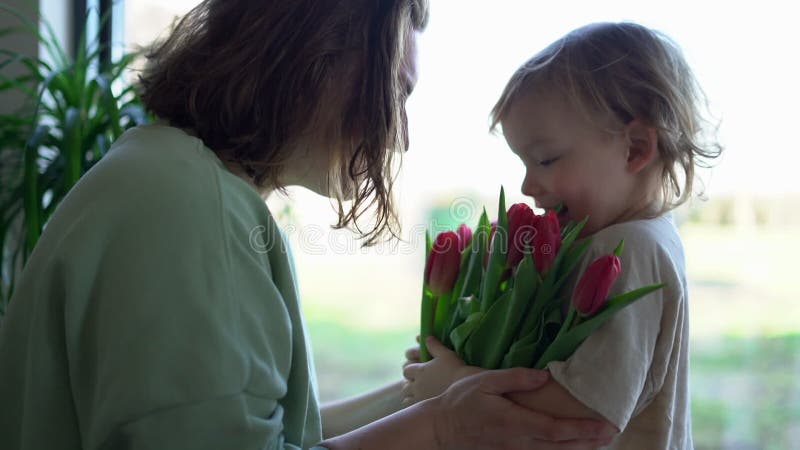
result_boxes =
[547,213,692,449]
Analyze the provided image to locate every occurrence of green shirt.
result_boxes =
[0,125,326,449]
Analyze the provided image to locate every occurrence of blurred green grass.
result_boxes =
[691,334,800,449]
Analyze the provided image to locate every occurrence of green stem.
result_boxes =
[556,307,577,339]
[433,290,453,344]
[419,292,436,362]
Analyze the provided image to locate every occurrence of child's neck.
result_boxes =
[613,189,663,226]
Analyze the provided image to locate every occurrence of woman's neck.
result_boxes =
[222,159,272,200]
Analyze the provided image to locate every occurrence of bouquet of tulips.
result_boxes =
[419,187,664,370]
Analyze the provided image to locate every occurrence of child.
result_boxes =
[402,21,721,449]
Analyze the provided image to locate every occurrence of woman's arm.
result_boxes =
[402,338,618,442]
[506,379,617,427]
[320,380,405,438]
[320,368,616,450]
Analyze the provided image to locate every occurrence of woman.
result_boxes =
[0,1,615,449]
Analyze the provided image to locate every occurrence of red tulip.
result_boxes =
[425,231,461,296]
[532,210,561,273]
[572,254,622,316]
[506,203,537,269]
[456,223,472,252]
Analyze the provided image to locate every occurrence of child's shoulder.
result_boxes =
[582,214,687,302]
[588,213,682,256]
[584,213,686,286]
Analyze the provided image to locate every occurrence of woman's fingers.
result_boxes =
[497,402,614,444]
[534,438,614,450]
[432,369,617,450]
[476,367,550,395]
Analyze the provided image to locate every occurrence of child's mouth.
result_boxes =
[556,205,570,229]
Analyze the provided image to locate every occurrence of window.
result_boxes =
[116,3,800,449]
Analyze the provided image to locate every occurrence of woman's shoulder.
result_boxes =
[40,125,274,256]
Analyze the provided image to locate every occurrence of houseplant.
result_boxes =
[0,3,149,315]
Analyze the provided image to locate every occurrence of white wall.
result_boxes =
[0,0,73,114]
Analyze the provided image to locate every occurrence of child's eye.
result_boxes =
[537,156,560,167]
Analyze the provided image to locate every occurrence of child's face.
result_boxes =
[502,88,650,236]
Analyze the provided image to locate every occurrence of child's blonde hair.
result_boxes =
[491,22,722,212]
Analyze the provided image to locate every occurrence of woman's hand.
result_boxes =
[401,337,481,407]
[428,368,616,450]
[324,338,615,450]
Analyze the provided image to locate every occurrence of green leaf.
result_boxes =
[0,72,38,98]
[450,311,483,359]
[433,289,455,344]
[96,74,122,137]
[476,253,539,369]
[480,186,509,312]
[463,289,514,368]
[457,209,489,300]
[22,125,49,256]
[419,289,436,362]
[442,209,491,340]
[552,238,593,293]
[613,239,625,256]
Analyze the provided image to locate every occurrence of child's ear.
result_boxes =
[625,119,659,174]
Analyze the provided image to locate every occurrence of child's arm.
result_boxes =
[320,380,406,438]
[404,338,616,428]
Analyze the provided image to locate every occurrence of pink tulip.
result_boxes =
[456,224,472,252]
[572,254,622,316]
[425,231,461,296]
[532,210,561,274]
[506,203,537,269]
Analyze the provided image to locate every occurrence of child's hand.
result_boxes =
[402,337,421,369]
[401,337,482,408]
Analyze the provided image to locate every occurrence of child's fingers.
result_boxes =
[404,346,420,364]
[403,362,421,381]
[425,336,457,360]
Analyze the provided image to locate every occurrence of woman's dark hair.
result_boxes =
[139,0,429,245]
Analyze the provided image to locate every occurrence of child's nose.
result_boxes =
[521,173,546,198]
